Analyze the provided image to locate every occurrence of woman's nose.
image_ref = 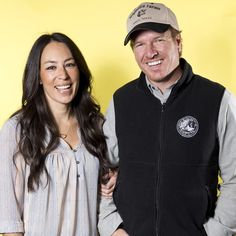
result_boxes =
[58,66,69,79]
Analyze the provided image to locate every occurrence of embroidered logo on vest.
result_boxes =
[176,116,199,138]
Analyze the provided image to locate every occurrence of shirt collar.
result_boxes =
[145,75,179,94]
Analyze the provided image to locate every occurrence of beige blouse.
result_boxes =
[0,116,100,236]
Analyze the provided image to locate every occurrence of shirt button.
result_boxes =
[77,174,80,178]
[76,160,80,164]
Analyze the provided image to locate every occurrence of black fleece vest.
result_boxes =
[113,59,225,236]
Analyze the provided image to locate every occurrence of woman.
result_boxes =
[0,32,111,235]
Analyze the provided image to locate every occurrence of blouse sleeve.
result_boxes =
[0,118,25,233]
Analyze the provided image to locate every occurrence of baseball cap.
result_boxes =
[124,2,180,45]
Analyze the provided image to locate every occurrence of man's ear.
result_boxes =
[176,34,182,54]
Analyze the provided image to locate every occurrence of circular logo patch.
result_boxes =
[176,116,199,138]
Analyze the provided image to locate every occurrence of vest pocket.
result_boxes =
[198,186,212,236]
[204,185,213,222]
[159,163,218,235]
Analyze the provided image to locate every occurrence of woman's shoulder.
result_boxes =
[0,114,20,134]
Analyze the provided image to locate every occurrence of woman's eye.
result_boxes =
[65,63,76,68]
[46,65,56,70]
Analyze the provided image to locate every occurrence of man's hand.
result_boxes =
[101,170,118,198]
[112,228,129,236]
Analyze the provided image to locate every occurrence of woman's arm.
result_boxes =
[0,118,25,234]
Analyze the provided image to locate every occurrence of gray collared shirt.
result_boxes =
[145,76,178,104]
[99,81,236,236]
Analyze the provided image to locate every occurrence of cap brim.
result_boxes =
[124,22,170,46]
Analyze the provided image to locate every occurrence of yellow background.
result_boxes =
[0,0,235,234]
[0,0,236,127]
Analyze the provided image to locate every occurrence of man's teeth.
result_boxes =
[147,60,162,66]
[56,85,71,89]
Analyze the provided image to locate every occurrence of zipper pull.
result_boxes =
[161,102,166,112]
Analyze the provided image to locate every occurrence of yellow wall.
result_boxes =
[0,0,235,234]
[0,0,236,127]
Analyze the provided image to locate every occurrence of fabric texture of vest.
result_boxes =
[113,58,225,236]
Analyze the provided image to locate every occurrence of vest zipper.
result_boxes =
[156,102,166,235]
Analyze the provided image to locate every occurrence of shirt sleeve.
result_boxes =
[0,118,25,233]
[204,90,236,236]
[97,196,123,236]
[103,98,120,166]
[98,98,123,236]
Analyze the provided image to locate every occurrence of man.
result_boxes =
[98,2,236,236]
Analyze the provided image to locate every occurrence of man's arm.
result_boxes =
[103,98,120,166]
[101,170,117,198]
[98,196,123,236]
[98,98,128,236]
[204,90,236,236]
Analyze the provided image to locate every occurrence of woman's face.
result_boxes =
[40,41,80,109]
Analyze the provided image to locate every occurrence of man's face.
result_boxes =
[132,30,181,88]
